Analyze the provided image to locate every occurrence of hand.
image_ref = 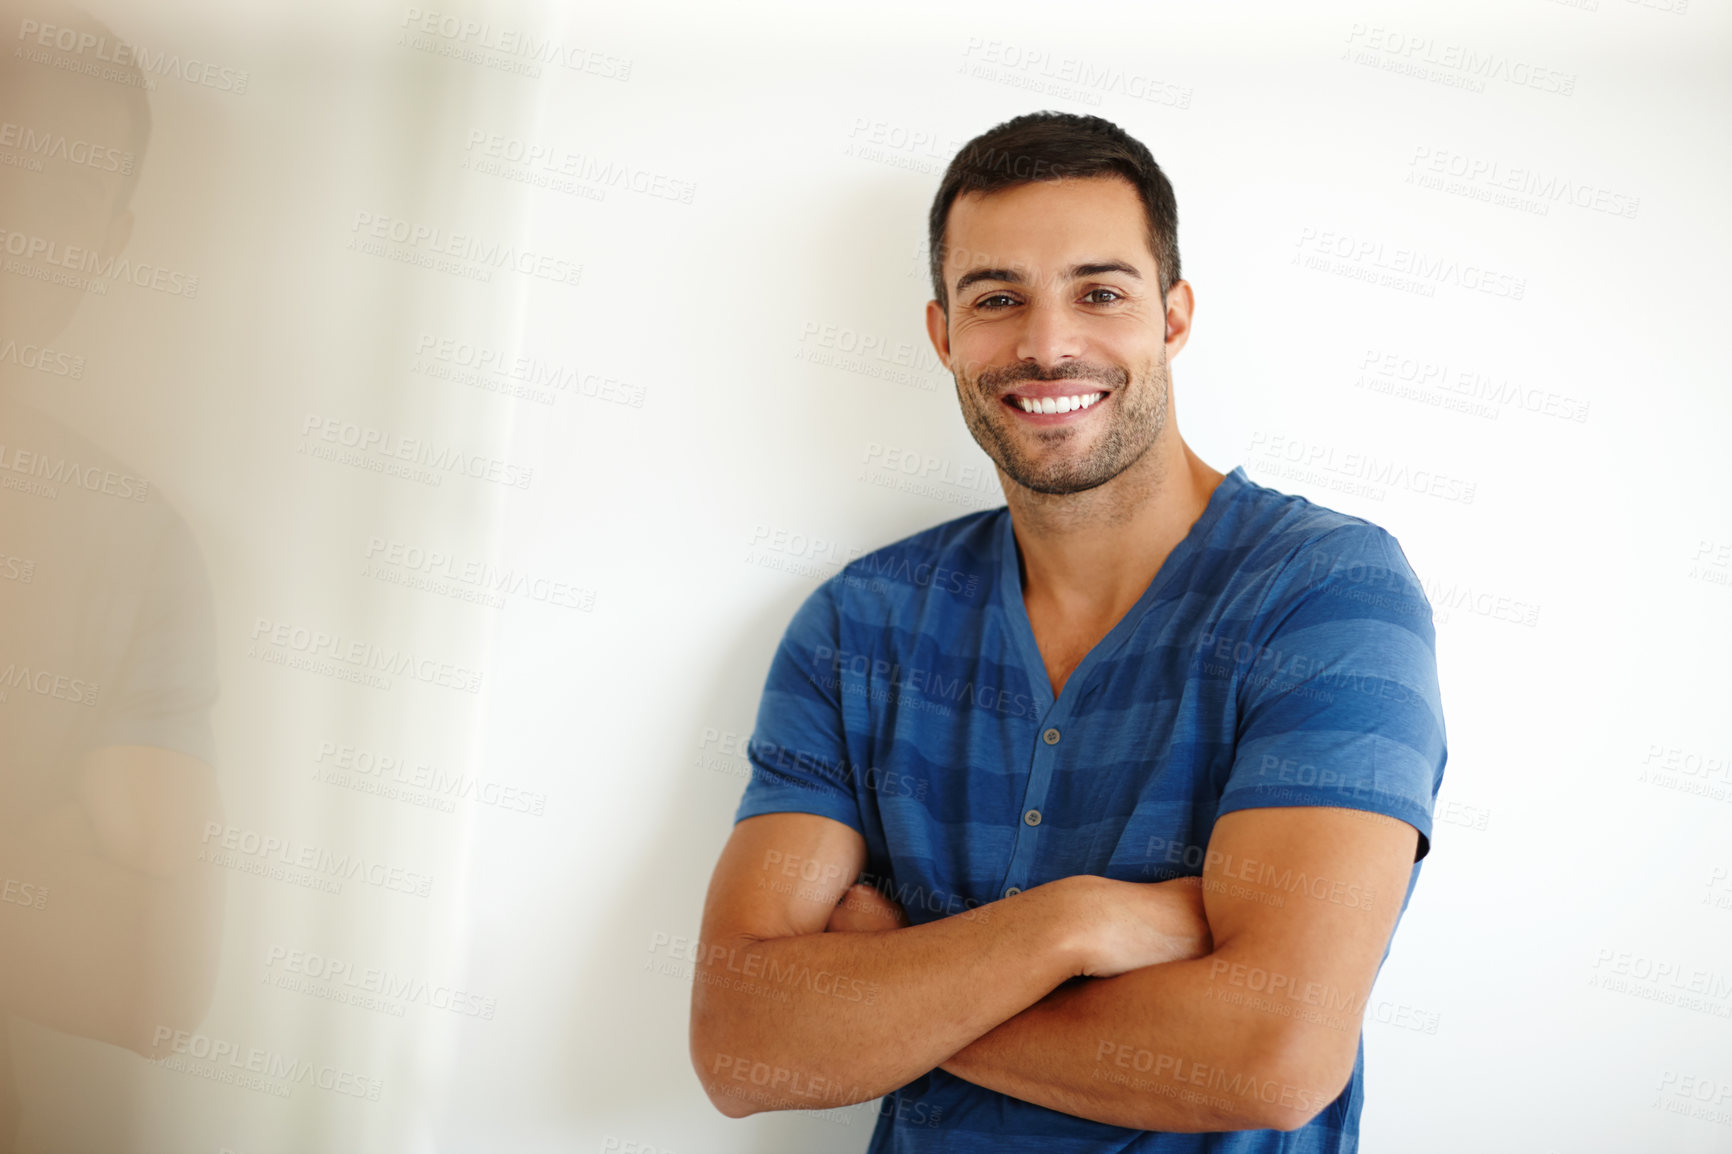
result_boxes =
[1148,875,1213,963]
[825,882,910,933]
[1062,875,1214,979]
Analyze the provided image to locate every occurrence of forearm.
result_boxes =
[940,946,1352,1132]
[939,808,1417,1133]
[692,880,1086,1116]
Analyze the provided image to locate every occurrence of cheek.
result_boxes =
[951,313,1020,343]
[951,349,1005,387]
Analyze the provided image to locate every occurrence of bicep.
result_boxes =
[1200,806,1418,1079]
[698,812,867,945]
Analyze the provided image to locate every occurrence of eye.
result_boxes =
[1084,288,1123,304]
[975,294,1017,310]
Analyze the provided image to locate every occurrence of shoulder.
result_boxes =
[770,507,1004,653]
[1221,470,1403,571]
[844,506,1004,574]
[1215,471,1431,632]
[757,509,1002,702]
[835,507,1003,606]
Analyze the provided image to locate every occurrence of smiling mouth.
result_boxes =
[1004,391,1106,416]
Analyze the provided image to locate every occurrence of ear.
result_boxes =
[1163,279,1194,359]
[924,299,951,371]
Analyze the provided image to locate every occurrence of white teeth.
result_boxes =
[1015,392,1103,415]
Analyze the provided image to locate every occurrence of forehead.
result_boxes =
[942,175,1152,281]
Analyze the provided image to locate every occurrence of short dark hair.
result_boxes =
[927,111,1180,312]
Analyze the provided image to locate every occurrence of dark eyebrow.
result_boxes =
[1071,261,1143,281]
[954,261,1144,295]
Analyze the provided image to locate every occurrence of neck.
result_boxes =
[1004,433,1225,623]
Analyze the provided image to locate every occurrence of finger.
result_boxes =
[851,884,911,926]
[831,884,908,931]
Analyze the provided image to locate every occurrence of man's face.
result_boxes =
[926,175,1186,496]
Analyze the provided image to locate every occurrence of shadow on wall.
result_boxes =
[0,2,226,1148]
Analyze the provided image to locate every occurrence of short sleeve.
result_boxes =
[86,510,221,767]
[1216,524,1447,860]
[732,577,865,834]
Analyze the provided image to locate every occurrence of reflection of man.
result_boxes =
[691,112,1447,1150]
[0,4,223,1147]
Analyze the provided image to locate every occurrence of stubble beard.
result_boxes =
[955,348,1171,497]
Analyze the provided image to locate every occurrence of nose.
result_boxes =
[1013,295,1086,372]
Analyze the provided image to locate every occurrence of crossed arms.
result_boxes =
[688,804,1417,1133]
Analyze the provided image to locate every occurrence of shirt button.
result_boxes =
[1042,728,1061,745]
[1024,809,1042,826]
[1003,886,1022,898]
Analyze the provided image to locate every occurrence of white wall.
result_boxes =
[6,0,1729,1150]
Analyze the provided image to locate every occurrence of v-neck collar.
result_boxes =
[995,466,1248,715]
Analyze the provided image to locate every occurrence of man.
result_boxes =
[690,111,1446,1151]
[0,4,225,1147]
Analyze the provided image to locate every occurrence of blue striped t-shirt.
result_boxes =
[733,464,1448,1152]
